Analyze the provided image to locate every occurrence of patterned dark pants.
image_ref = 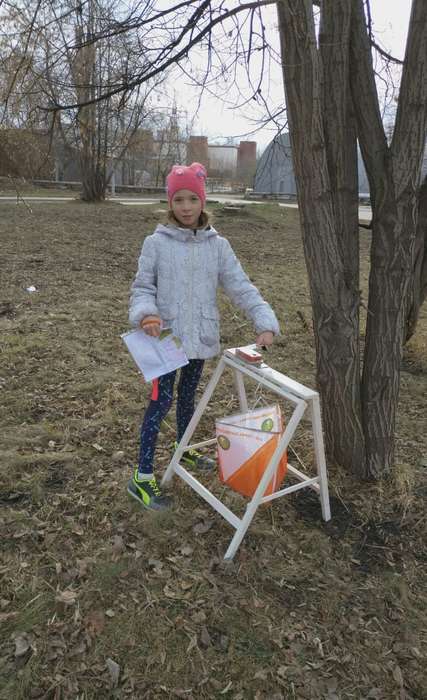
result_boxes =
[137,359,205,475]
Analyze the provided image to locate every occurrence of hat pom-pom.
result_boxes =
[189,162,207,179]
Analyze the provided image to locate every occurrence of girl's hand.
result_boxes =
[143,322,161,337]
[140,315,161,337]
[256,331,274,347]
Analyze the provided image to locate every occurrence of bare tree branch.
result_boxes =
[42,0,275,112]
[391,0,427,187]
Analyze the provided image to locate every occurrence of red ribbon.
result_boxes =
[151,378,159,401]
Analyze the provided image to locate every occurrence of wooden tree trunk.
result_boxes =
[406,176,427,341]
[319,0,366,472]
[78,103,107,202]
[277,0,427,478]
[350,0,427,477]
[276,0,365,474]
[80,157,106,201]
[73,2,107,203]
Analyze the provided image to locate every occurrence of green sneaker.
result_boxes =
[127,471,171,511]
[174,442,216,471]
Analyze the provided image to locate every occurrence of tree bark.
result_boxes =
[73,1,108,203]
[406,176,427,341]
[277,0,427,478]
[319,0,365,473]
[349,0,427,477]
[276,0,365,474]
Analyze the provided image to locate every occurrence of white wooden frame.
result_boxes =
[162,348,331,560]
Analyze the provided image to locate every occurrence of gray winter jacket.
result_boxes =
[129,223,280,359]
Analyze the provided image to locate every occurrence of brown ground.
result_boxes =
[0,198,426,700]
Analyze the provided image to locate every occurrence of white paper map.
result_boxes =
[121,328,188,381]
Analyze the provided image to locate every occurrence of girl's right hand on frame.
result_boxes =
[140,315,161,337]
[256,330,274,347]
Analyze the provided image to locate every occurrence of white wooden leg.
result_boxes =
[311,395,331,521]
[224,400,307,560]
[161,357,226,485]
[233,369,248,412]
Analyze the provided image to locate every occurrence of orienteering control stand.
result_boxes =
[161,348,331,561]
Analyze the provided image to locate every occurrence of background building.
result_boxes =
[237,141,257,186]
[254,133,296,196]
[0,121,258,189]
[255,132,427,198]
[208,144,238,179]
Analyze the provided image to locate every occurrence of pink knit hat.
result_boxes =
[166,162,207,208]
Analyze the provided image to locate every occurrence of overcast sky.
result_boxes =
[176,0,412,151]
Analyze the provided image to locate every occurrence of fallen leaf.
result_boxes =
[55,589,77,606]
[13,529,31,539]
[179,545,193,556]
[180,580,193,591]
[77,557,93,578]
[106,657,120,687]
[85,610,105,637]
[148,558,164,574]
[68,641,87,657]
[392,665,404,687]
[111,535,125,561]
[72,526,84,536]
[13,633,31,658]
[193,519,214,535]
[191,611,206,623]
[199,626,211,648]
[163,584,180,599]
[0,611,18,622]
[186,635,198,653]
[253,669,268,681]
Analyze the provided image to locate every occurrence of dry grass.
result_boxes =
[0,200,426,699]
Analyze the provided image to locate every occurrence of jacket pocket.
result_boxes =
[200,308,219,347]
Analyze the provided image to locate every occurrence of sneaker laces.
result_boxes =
[174,442,199,457]
[175,443,212,464]
[186,447,199,458]
[149,477,161,496]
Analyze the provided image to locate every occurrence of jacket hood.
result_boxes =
[154,223,218,242]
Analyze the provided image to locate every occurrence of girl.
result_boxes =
[127,162,280,510]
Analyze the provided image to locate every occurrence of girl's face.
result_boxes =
[171,189,202,228]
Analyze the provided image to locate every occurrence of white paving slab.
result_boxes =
[0,196,76,201]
